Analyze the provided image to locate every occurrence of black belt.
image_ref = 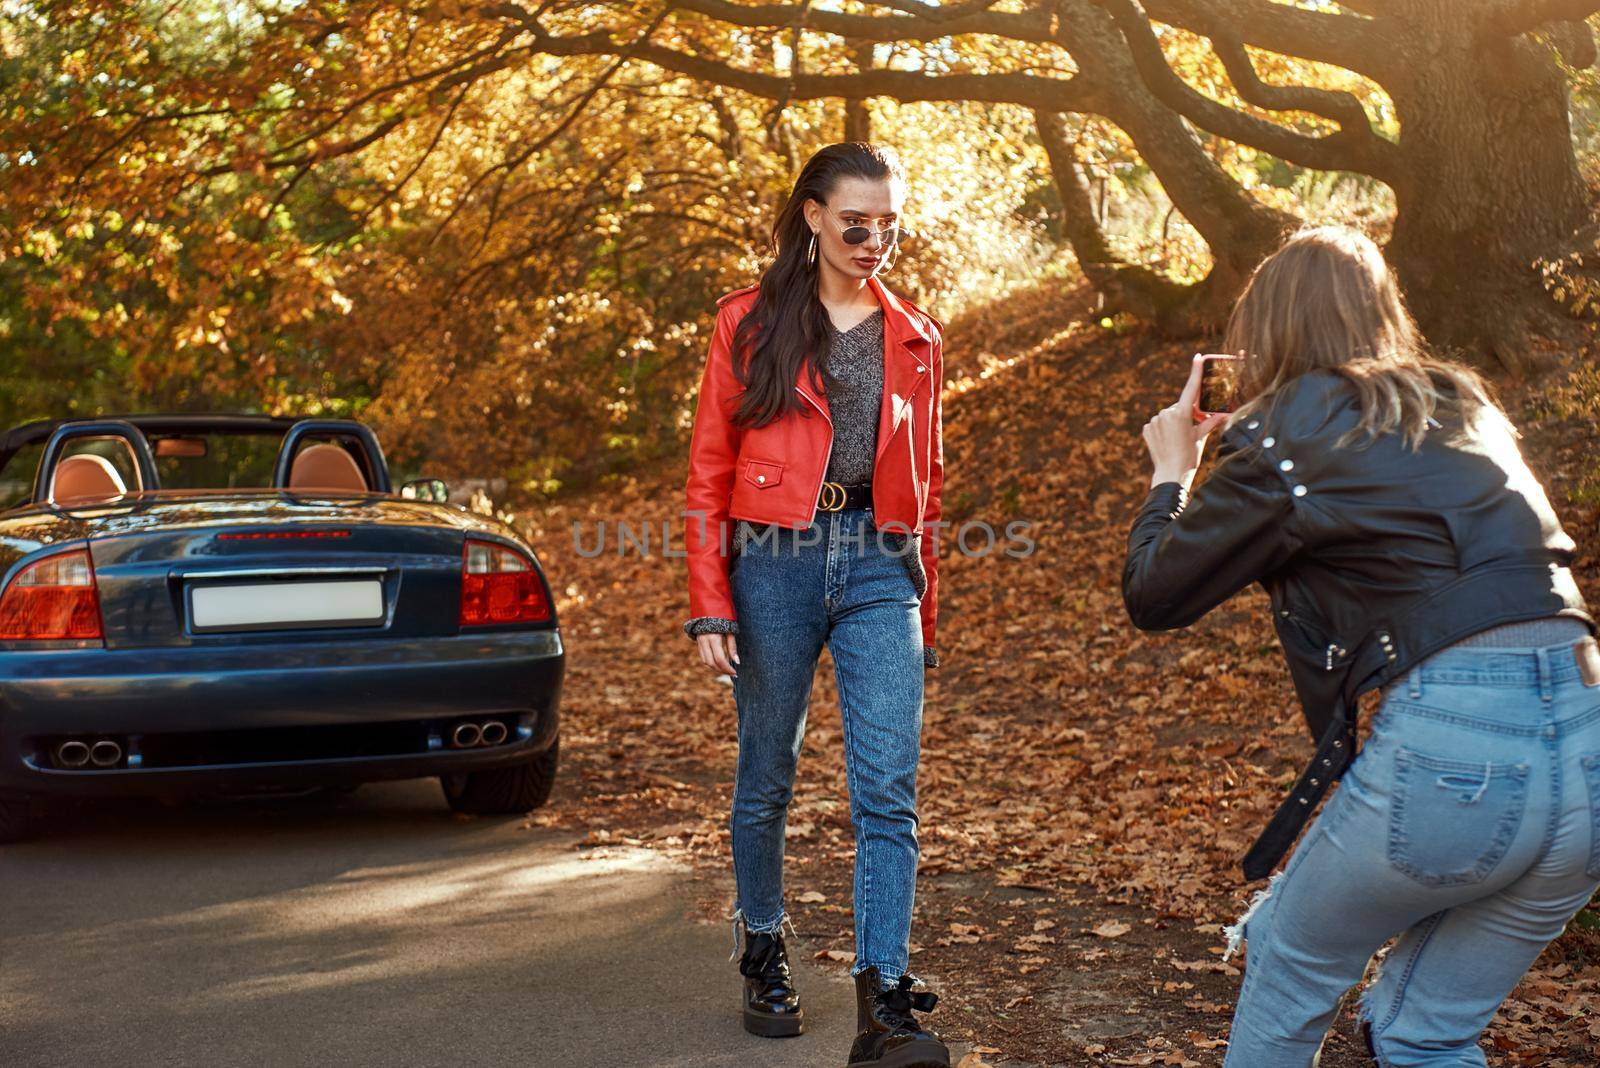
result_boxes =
[1241,628,1383,881]
[815,480,873,513]
[1241,713,1357,881]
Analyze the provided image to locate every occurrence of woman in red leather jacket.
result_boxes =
[681,142,949,1068]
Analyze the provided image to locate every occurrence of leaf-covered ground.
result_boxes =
[505,282,1600,1067]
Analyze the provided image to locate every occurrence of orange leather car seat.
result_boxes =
[51,454,128,505]
[288,443,369,493]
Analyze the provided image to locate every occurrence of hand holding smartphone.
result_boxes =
[1192,353,1242,422]
[1143,353,1234,489]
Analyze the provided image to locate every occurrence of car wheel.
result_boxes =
[0,798,45,843]
[440,739,559,815]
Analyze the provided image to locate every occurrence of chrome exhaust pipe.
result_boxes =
[450,722,482,749]
[56,740,91,768]
[90,740,123,768]
[479,721,508,747]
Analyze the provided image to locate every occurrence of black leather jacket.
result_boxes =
[1123,368,1596,880]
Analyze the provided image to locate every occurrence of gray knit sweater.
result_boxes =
[822,309,884,484]
[683,307,938,667]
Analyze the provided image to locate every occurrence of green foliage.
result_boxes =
[0,1,372,427]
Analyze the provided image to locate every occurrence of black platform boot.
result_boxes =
[847,966,950,1068]
[739,930,804,1037]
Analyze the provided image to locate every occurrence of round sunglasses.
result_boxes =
[820,205,912,248]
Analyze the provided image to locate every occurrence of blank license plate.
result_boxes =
[190,579,385,632]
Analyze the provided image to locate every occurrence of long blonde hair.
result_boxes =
[1223,226,1497,451]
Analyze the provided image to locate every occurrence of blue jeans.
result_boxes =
[1224,637,1600,1067]
[727,505,925,983]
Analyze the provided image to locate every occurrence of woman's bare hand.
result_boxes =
[697,632,739,676]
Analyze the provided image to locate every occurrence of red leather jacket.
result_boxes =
[683,274,946,661]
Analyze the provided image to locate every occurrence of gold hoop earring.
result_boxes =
[807,233,818,269]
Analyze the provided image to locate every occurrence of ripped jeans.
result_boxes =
[1224,636,1600,1067]
[726,506,926,983]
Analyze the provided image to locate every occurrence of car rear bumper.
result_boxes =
[0,630,564,799]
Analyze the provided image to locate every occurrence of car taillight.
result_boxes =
[460,539,550,627]
[0,549,104,641]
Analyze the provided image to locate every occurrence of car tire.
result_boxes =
[0,798,45,843]
[440,739,559,815]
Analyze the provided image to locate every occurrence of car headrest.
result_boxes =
[288,443,369,493]
[51,454,128,505]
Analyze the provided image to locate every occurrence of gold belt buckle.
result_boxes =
[818,481,847,512]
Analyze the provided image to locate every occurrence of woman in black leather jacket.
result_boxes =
[1123,226,1600,1067]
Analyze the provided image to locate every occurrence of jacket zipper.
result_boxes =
[876,366,931,485]
[795,385,834,520]
[1283,605,1345,671]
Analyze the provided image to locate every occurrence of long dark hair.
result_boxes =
[730,142,906,430]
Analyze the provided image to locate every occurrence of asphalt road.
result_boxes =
[0,780,980,1068]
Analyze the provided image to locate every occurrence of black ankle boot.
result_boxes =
[847,966,950,1068]
[739,931,804,1037]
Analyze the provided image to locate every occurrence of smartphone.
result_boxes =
[1193,353,1242,420]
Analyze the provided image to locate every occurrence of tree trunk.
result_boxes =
[1385,4,1591,375]
[844,39,874,143]
[844,98,871,142]
[1037,111,1194,322]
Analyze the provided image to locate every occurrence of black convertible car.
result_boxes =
[0,414,564,841]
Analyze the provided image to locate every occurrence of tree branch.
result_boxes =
[863,0,1008,21]
[1483,0,1600,38]
[354,83,471,232]
[1208,34,1374,134]
[463,6,671,257]
[251,159,315,241]
[269,28,524,161]
[666,0,1054,43]
[1092,0,1398,181]
[199,113,408,177]
[670,0,1398,83]
[1331,0,1406,15]
[479,15,1099,112]
[1139,0,1397,80]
